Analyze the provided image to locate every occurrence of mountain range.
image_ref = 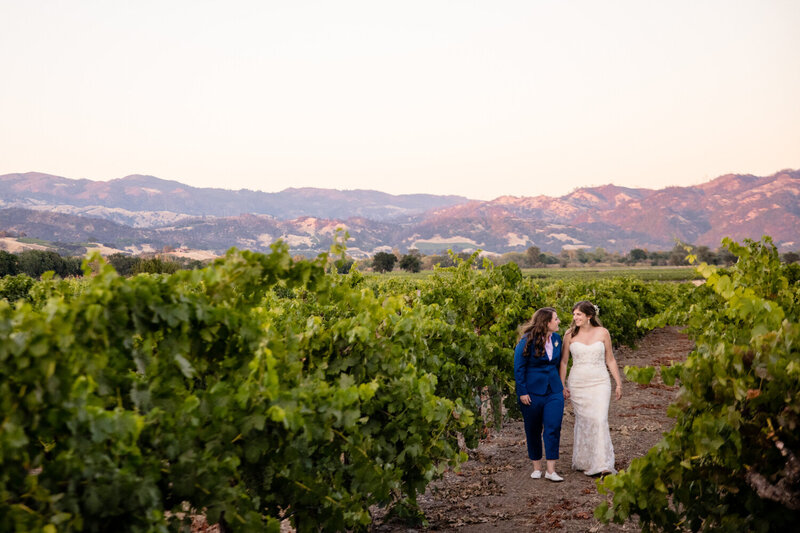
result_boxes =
[1,169,798,257]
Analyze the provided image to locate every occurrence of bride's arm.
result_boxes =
[560,333,571,399]
[603,329,623,400]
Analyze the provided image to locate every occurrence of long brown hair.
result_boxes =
[517,307,557,357]
[568,300,602,338]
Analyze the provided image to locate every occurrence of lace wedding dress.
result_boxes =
[568,341,616,475]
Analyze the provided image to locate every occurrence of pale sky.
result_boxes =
[1,0,798,200]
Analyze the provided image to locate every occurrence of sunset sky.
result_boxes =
[1,0,798,200]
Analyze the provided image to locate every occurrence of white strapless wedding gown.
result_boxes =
[567,341,616,475]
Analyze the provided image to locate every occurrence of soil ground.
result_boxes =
[372,326,694,532]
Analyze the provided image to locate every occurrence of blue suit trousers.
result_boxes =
[519,386,564,460]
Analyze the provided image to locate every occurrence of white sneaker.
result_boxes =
[545,471,564,482]
[530,470,542,479]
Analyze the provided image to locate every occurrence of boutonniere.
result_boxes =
[554,340,559,348]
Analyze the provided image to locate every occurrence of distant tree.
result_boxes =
[16,250,81,278]
[716,247,737,266]
[422,251,476,269]
[107,253,140,276]
[540,253,559,265]
[494,252,526,267]
[421,253,448,269]
[52,242,88,256]
[422,254,447,269]
[0,250,20,276]
[782,251,800,264]
[525,246,543,267]
[590,247,609,264]
[695,245,716,265]
[399,252,422,273]
[372,252,397,273]
[648,250,669,266]
[133,257,180,275]
[62,257,83,276]
[628,248,648,262]
[520,246,559,268]
[668,243,691,266]
[17,250,58,278]
[170,256,205,270]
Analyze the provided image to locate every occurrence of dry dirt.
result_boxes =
[0,237,50,253]
[372,326,694,532]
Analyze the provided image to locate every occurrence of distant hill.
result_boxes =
[0,169,797,256]
[421,170,800,254]
[0,172,469,225]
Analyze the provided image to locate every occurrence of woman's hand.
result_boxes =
[520,394,531,406]
[563,387,570,399]
[615,385,622,401]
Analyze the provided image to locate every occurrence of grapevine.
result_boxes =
[0,243,684,531]
[600,236,800,531]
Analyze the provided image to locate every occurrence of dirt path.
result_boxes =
[373,326,694,532]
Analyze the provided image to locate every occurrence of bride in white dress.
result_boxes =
[559,301,623,475]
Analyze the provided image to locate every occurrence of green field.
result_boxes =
[372,265,702,282]
[16,237,54,246]
[521,265,702,281]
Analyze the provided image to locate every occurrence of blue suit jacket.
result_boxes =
[514,333,564,397]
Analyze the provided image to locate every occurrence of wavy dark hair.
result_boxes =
[568,300,602,338]
[517,307,557,357]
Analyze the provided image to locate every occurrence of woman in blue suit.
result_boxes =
[514,307,565,481]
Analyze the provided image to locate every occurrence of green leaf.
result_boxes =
[174,354,195,378]
[623,365,656,384]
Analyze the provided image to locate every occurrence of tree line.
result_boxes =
[2,243,799,279]
[365,243,800,273]
[0,250,204,278]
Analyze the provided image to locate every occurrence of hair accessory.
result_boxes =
[593,304,600,316]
